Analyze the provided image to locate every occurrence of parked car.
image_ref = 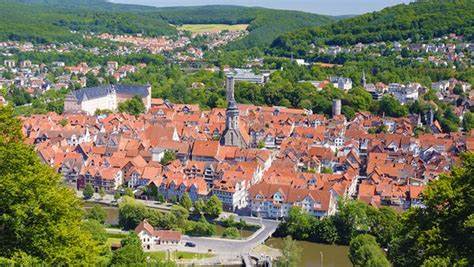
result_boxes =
[185,242,196,247]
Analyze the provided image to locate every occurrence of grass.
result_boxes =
[147,251,214,261]
[177,24,248,34]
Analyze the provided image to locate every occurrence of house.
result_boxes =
[135,220,182,250]
[330,76,352,91]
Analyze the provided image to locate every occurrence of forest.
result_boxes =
[269,0,474,58]
[0,0,334,49]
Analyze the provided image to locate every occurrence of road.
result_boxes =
[183,216,280,256]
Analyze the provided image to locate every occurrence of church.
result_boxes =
[220,75,249,148]
[64,84,151,115]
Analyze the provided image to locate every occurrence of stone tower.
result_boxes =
[332,99,342,117]
[220,75,247,148]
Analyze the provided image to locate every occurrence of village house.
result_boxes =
[135,220,182,250]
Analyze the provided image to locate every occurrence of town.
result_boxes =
[1,0,473,266]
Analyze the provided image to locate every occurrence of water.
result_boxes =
[84,202,119,225]
[266,238,351,267]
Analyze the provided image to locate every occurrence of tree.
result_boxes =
[124,187,134,198]
[118,95,146,115]
[349,234,390,267]
[222,227,240,239]
[0,107,101,264]
[462,112,474,131]
[205,195,223,218]
[332,200,370,244]
[114,191,121,202]
[170,205,189,230]
[118,196,147,230]
[180,192,193,211]
[193,199,206,216]
[378,95,408,118]
[160,150,176,165]
[389,153,474,267]
[83,183,94,200]
[99,187,106,199]
[111,233,145,265]
[86,204,107,224]
[277,236,302,267]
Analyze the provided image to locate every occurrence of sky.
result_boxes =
[109,0,414,16]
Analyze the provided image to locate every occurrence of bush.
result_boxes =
[222,227,240,239]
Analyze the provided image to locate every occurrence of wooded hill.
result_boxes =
[269,0,474,57]
[0,0,334,48]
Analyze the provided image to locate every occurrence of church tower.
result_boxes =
[220,75,247,148]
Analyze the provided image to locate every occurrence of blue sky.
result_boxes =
[110,0,414,15]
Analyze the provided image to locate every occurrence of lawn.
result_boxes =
[147,251,214,261]
[177,24,248,34]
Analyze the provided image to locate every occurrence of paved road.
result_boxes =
[183,216,280,256]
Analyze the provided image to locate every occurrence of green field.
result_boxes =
[177,24,248,33]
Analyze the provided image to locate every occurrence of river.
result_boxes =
[266,238,351,267]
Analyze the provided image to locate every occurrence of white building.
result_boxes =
[64,84,151,115]
[135,220,182,250]
[330,76,352,91]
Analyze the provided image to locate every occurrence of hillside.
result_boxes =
[0,0,335,49]
[152,5,335,49]
[269,0,474,57]
[0,0,176,43]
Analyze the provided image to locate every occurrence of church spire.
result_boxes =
[361,70,367,88]
[220,75,247,148]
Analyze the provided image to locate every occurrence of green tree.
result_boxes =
[277,236,302,267]
[180,192,193,211]
[193,199,206,216]
[124,187,134,198]
[118,196,147,230]
[99,187,106,199]
[114,191,121,202]
[118,95,146,115]
[83,183,94,199]
[0,107,101,264]
[86,204,107,224]
[160,150,177,165]
[170,205,189,230]
[205,195,223,218]
[111,233,145,265]
[349,234,390,267]
[222,227,240,239]
[462,112,474,131]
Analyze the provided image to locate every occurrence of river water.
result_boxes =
[265,238,351,267]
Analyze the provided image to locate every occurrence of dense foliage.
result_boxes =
[270,0,474,57]
[156,5,334,49]
[0,0,175,44]
[0,0,334,49]
[349,234,390,267]
[118,196,222,237]
[0,106,103,264]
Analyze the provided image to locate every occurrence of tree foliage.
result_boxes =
[0,106,102,265]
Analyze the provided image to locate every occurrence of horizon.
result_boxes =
[109,0,414,16]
